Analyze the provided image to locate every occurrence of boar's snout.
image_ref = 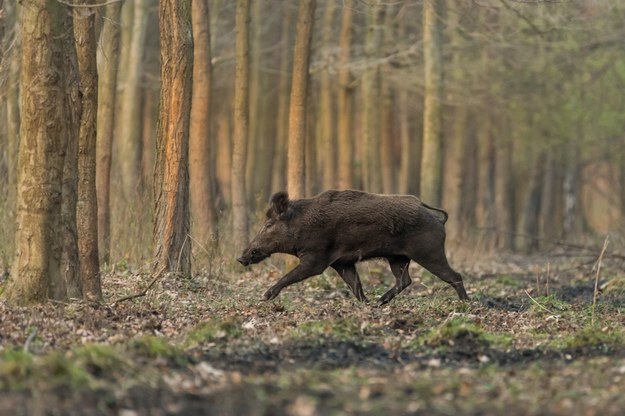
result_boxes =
[237,247,268,266]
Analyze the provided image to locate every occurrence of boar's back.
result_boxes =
[295,190,443,236]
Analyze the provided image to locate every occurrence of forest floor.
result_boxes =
[1,248,625,415]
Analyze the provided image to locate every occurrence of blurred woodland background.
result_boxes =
[1,0,625,296]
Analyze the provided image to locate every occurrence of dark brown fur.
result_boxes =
[237,190,469,304]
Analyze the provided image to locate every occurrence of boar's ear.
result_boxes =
[269,191,289,216]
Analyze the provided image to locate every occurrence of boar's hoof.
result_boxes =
[264,286,281,301]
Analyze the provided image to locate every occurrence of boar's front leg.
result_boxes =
[379,256,412,305]
[331,263,367,302]
[264,256,327,301]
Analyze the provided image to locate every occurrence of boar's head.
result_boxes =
[237,191,293,266]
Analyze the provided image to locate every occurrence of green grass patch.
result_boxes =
[129,335,188,366]
[0,349,35,390]
[184,317,243,347]
[528,294,571,315]
[290,318,361,340]
[417,317,512,351]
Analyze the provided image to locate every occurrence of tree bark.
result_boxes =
[189,0,218,247]
[152,0,193,276]
[8,0,71,303]
[420,0,444,206]
[317,2,335,191]
[231,0,251,251]
[60,9,82,300]
[272,3,292,193]
[361,0,382,193]
[96,0,122,264]
[74,0,102,300]
[116,0,149,202]
[336,0,354,190]
[287,0,316,199]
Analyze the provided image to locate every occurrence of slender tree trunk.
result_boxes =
[216,109,232,206]
[96,1,122,264]
[379,4,395,194]
[336,0,354,190]
[476,101,496,249]
[117,0,149,202]
[245,0,263,203]
[74,0,102,300]
[397,88,411,195]
[152,0,193,276]
[421,0,444,205]
[2,0,19,182]
[190,0,218,247]
[361,0,382,193]
[231,0,251,251]
[272,4,292,193]
[8,0,70,303]
[318,2,335,191]
[520,151,546,253]
[287,0,316,199]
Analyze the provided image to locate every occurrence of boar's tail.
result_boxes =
[422,202,449,224]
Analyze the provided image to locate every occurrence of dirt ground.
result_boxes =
[1,250,625,415]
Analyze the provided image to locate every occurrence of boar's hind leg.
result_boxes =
[379,256,412,305]
[331,263,367,302]
[414,251,469,301]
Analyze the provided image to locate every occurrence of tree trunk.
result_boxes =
[361,0,382,193]
[379,4,394,194]
[96,0,122,264]
[420,0,444,206]
[152,0,193,276]
[317,2,335,191]
[8,0,71,303]
[189,0,218,247]
[116,0,149,202]
[60,10,82,300]
[287,0,316,199]
[245,0,263,204]
[272,4,292,193]
[520,152,546,253]
[397,88,412,195]
[231,0,251,251]
[336,0,354,190]
[216,109,232,206]
[74,0,102,301]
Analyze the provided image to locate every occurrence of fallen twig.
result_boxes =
[110,265,168,306]
[524,289,556,316]
[23,328,38,353]
[592,235,609,326]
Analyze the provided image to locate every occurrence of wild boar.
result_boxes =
[237,190,469,304]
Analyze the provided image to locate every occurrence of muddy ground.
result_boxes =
[1,250,625,415]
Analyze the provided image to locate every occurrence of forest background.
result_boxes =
[1,0,625,292]
[1,1,625,413]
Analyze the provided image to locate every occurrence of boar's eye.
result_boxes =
[266,220,275,229]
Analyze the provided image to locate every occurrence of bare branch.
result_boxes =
[55,0,123,8]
